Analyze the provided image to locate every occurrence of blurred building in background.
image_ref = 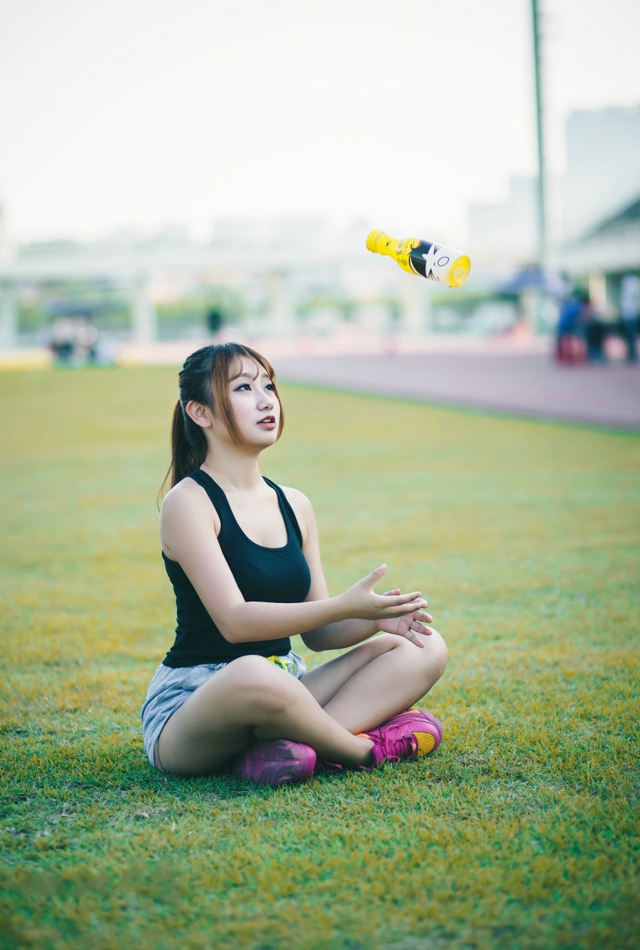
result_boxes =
[560,106,640,244]
[558,106,640,316]
[1,105,639,353]
[468,104,640,319]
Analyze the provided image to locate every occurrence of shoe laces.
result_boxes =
[384,732,418,762]
[367,728,418,765]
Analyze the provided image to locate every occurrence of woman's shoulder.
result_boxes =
[160,475,217,522]
[276,483,312,507]
[160,475,221,556]
[276,484,315,528]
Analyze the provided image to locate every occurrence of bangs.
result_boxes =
[233,345,277,383]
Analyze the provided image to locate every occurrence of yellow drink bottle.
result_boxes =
[366,230,471,288]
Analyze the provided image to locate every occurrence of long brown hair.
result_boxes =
[160,342,284,495]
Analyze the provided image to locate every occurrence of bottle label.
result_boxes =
[366,230,470,287]
[409,241,454,283]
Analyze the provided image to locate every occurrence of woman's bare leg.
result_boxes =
[156,654,374,777]
[301,631,448,734]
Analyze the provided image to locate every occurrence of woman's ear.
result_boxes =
[185,400,213,429]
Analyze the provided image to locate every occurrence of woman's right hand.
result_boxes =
[338,564,428,621]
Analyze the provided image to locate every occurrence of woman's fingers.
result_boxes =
[380,598,428,616]
[379,591,426,608]
[417,625,435,636]
[365,564,387,585]
[404,629,426,647]
[414,609,433,623]
[356,568,433,622]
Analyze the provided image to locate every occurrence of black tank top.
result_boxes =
[162,470,312,667]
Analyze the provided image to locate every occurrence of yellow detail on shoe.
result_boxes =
[414,731,436,756]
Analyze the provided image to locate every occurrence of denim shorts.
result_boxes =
[140,650,307,769]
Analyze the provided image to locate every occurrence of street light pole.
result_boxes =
[530,0,547,286]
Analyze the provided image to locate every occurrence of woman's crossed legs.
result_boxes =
[156,631,448,777]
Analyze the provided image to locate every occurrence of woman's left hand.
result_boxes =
[375,589,434,647]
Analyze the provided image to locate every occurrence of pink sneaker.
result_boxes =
[316,710,442,775]
[361,711,441,767]
[378,709,443,748]
[231,739,317,787]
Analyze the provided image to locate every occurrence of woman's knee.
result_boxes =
[374,631,447,669]
[366,632,405,657]
[392,628,448,686]
[219,655,297,715]
[375,631,448,685]
[422,629,448,679]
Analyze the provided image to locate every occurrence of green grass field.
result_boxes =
[1,365,638,950]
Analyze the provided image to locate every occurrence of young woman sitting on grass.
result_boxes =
[141,343,448,786]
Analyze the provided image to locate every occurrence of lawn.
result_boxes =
[1,364,638,950]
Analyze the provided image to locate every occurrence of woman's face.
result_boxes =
[224,356,281,447]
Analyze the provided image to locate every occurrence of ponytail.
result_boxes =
[170,399,209,484]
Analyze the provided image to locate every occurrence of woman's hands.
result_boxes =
[338,565,435,649]
[338,564,432,641]
[374,601,434,648]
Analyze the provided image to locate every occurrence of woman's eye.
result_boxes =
[266,383,275,392]
[235,383,251,391]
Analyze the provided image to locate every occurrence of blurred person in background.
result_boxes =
[619,274,639,363]
[555,285,603,363]
[578,290,608,364]
[50,315,98,366]
[50,317,76,365]
[556,286,584,363]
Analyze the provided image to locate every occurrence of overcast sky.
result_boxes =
[1,0,639,245]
